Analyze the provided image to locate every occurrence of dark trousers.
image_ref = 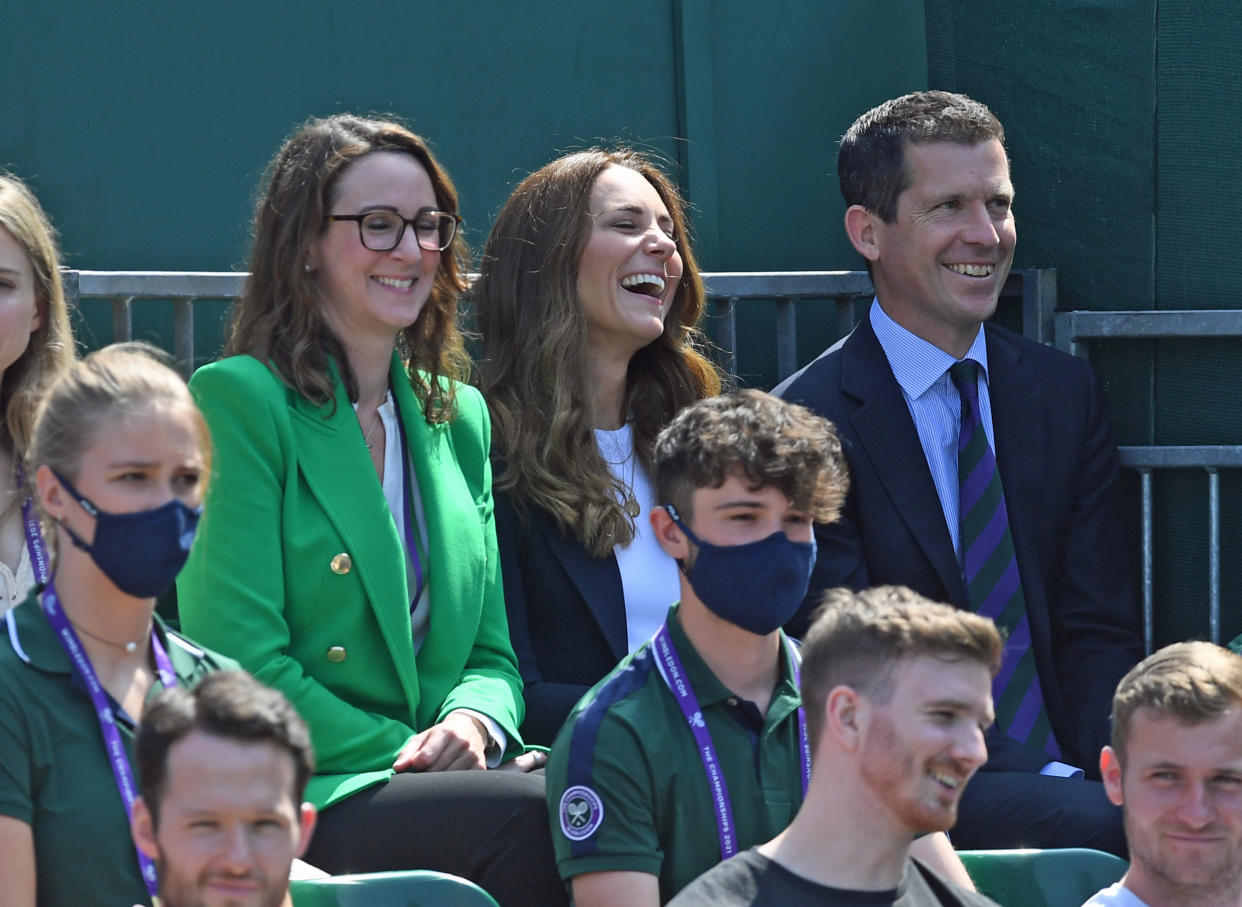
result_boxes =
[952,771,1127,857]
[304,769,567,907]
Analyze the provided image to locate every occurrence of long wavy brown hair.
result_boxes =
[0,174,76,515]
[474,149,721,557]
[226,114,469,421]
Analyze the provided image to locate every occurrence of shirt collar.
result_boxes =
[869,299,991,397]
[665,605,801,716]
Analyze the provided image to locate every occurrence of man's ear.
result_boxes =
[131,796,159,860]
[843,205,882,263]
[826,685,866,753]
[296,803,318,858]
[1100,746,1125,807]
[650,506,690,560]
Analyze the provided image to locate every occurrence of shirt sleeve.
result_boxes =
[546,705,663,881]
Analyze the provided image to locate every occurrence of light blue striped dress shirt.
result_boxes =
[870,301,1080,776]
[868,299,992,565]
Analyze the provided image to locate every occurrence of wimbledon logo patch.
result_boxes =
[559,785,604,840]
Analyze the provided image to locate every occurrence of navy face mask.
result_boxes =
[666,504,815,636]
[51,468,201,599]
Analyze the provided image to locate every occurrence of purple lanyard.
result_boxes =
[652,622,810,862]
[16,464,51,585]
[41,581,176,900]
[393,403,426,611]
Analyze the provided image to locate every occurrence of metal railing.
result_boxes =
[1056,308,1242,651]
[64,267,1057,382]
[703,268,1055,383]
[66,267,1239,649]
[64,270,246,378]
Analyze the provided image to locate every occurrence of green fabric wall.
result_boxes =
[927,0,1242,645]
[3,0,926,383]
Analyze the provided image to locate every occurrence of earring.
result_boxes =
[304,263,311,273]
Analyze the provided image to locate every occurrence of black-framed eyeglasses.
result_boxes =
[326,209,461,252]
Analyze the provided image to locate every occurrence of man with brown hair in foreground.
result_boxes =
[131,671,317,907]
[672,585,1002,906]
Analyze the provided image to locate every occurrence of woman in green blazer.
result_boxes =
[177,115,563,907]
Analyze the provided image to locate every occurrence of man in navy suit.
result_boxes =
[775,90,1141,854]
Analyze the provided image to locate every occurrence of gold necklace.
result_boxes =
[598,428,641,519]
[360,408,383,451]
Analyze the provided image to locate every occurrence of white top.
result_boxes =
[0,539,33,617]
[1082,882,1149,907]
[596,424,681,653]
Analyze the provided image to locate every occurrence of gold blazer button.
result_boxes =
[330,553,352,575]
[326,646,347,663]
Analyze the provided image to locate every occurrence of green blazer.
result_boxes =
[178,353,524,809]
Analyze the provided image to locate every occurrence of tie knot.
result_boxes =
[948,360,980,400]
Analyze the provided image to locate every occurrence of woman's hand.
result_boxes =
[392,712,489,772]
[496,749,548,773]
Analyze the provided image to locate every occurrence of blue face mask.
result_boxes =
[666,504,816,636]
[52,468,201,599]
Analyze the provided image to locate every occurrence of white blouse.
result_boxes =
[595,424,682,653]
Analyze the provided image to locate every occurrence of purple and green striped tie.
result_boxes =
[950,360,1059,757]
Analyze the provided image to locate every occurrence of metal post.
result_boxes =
[1209,468,1221,644]
[173,297,195,379]
[835,297,854,343]
[715,297,737,379]
[112,296,134,342]
[775,297,796,382]
[1140,468,1153,655]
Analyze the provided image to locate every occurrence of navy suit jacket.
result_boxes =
[776,316,1142,775]
[495,488,628,745]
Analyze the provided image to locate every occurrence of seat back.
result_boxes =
[957,848,1127,907]
[290,869,500,907]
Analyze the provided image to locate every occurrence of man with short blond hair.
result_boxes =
[672,586,1002,905]
[1084,642,1242,907]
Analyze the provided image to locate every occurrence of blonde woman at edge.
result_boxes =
[0,174,74,616]
[0,345,235,907]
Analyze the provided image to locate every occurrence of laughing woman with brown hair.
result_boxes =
[474,148,721,745]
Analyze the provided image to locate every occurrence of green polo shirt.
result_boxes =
[0,591,237,907]
[546,606,805,903]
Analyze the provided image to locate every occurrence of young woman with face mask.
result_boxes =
[0,344,236,907]
[474,149,721,745]
[0,174,75,616]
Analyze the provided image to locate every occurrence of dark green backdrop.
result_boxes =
[7,0,1236,643]
[927,0,1242,645]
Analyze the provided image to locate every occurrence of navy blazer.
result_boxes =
[776,316,1143,774]
[495,488,628,745]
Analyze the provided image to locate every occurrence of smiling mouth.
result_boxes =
[928,769,963,791]
[620,273,667,299]
[373,276,414,290]
[943,264,994,278]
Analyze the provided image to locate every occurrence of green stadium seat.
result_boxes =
[290,869,500,907]
[958,848,1128,907]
